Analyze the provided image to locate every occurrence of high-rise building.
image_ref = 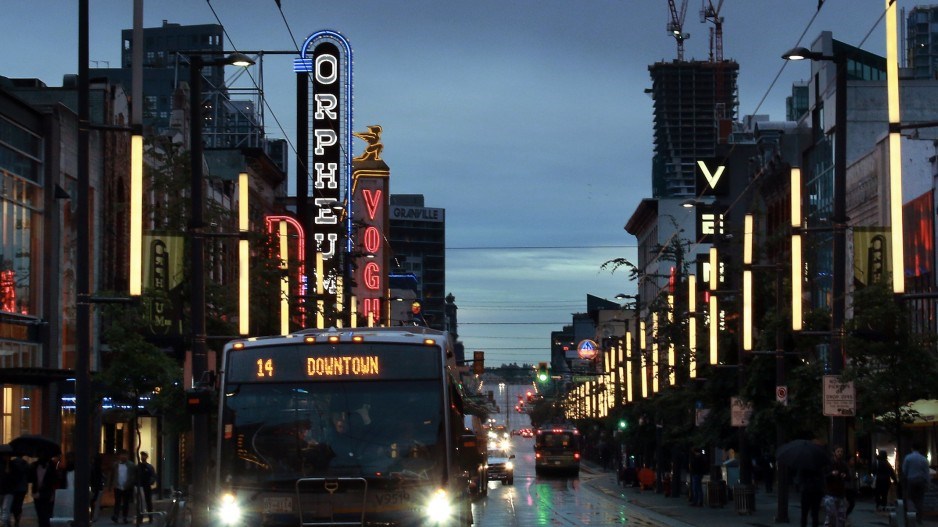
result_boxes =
[648,60,739,198]
[91,20,269,151]
[388,194,446,331]
[907,5,938,80]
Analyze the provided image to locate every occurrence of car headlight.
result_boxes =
[217,493,242,525]
[424,489,453,524]
[505,461,514,471]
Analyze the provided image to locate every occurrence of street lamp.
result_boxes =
[188,50,254,505]
[783,44,848,451]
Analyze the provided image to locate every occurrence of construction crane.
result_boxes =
[667,0,690,61]
[701,0,724,62]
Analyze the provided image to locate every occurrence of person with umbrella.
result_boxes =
[776,438,830,527]
[7,454,27,527]
[28,455,59,527]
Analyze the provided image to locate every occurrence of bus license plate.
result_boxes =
[264,497,294,513]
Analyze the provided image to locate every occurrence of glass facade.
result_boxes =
[0,115,43,319]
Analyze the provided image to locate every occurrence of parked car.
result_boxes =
[486,449,515,485]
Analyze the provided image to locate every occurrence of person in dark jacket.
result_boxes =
[799,467,825,527]
[89,453,105,522]
[8,455,29,527]
[135,452,156,523]
[28,456,58,527]
[873,450,897,511]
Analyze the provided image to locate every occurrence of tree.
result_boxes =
[95,300,186,456]
[844,282,938,458]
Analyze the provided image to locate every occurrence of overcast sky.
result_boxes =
[0,0,915,365]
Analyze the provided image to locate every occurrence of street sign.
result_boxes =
[823,375,855,416]
[731,396,753,427]
[776,385,788,406]
[577,339,599,360]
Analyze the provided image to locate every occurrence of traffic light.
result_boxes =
[472,351,484,375]
[617,419,628,430]
[537,362,549,383]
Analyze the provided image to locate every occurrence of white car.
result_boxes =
[486,449,515,485]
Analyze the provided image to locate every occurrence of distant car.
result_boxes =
[520,428,534,438]
[510,429,522,437]
[486,449,515,485]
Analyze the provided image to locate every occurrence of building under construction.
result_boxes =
[648,59,739,198]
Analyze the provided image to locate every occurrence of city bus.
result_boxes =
[534,425,581,476]
[211,327,475,527]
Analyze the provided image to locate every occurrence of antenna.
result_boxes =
[667,0,690,61]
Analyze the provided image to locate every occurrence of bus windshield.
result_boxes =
[220,380,444,485]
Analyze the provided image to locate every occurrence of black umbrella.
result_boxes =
[776,439,829,472]
[10,435,61,458]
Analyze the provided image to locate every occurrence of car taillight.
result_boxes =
[574,452,580,460]
[535,452,541,459]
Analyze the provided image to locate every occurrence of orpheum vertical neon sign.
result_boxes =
[295,31,353,327]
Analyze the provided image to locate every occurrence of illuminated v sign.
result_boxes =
[697,160,725,189]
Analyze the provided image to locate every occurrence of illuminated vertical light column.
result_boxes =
[617,338,625,405]
[688,274,697,378]
[709,247,719,364]
[667,293,675,385]
[625,333,633,402]
[652,313,659,393]
[640,320,648,398]
[129,134,143,296]
[316,253,325,329]
[885,0,905,294]
[278,221,290,335]
[238,173,250,335]
[791,168,803,331]
[743,214,753,351]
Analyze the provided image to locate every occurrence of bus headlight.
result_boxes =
[424,489,453,523]
[217,493,242,525]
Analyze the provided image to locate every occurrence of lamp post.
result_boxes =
[782,45,848,452]
[187,51,254,504]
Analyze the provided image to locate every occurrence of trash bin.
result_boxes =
[733,484,756,515]
[704,479,726,507]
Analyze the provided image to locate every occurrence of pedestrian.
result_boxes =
[136,452,156,523]
[89,453,105,522]
[8,455,29,527]
[0,456,13,527]
[28,456,58,527]
[109,450,136,524]
[831,446,857,519]
[901,442,930,525]
[688,447,708,507]
[799,466,825,527]
[822,469,847,527]
[873,450,897,511]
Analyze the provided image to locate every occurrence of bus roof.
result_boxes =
[223,326,452,351]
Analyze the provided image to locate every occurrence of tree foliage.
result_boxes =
[844,282,938,454]
[95,299,188,453]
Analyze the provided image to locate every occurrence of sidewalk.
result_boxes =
[16,497,173,527]
[582,461,934,527]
